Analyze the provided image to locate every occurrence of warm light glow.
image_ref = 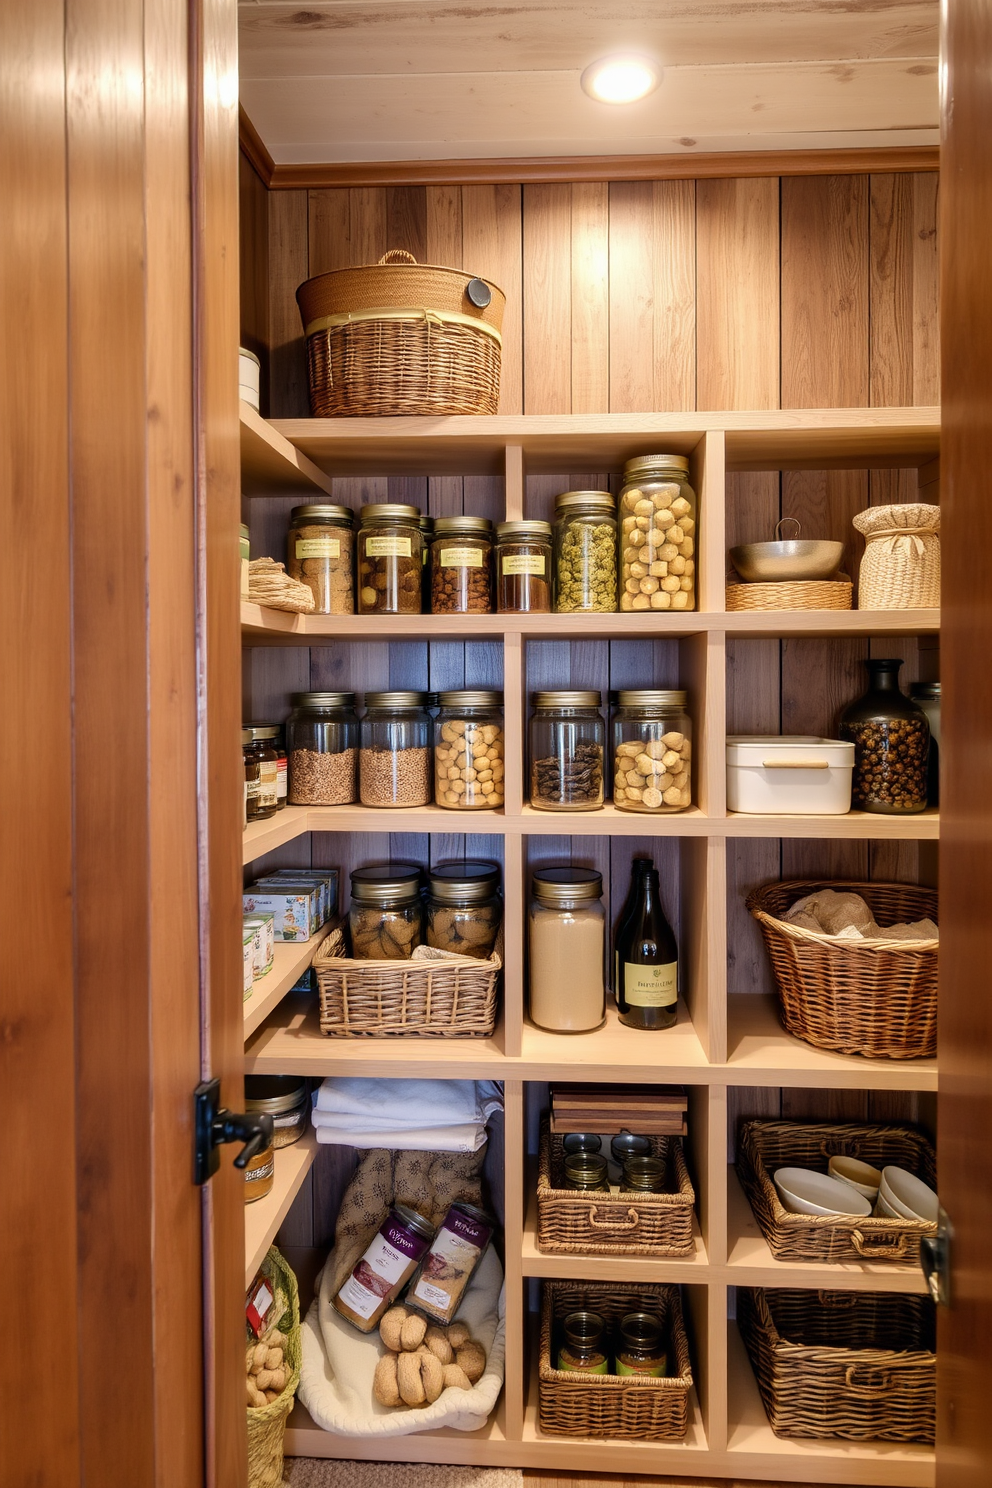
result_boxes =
[580,55,660,104]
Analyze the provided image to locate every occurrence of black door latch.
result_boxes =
[194,1077,274,1185]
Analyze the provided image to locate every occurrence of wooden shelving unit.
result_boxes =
[244,1128,318,1286]
[240,404,939,1486]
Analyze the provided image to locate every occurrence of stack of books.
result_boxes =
[550,1084,688,1137]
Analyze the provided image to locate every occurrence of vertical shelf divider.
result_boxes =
[501,830,525,1059]
[504,443,524,521]
[502,1077,526,1441]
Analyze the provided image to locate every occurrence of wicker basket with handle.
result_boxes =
[738,1287,935,1443]
[537,1118,695,1256]
[736,1120,937,1264]
[746,879,938,1060]
[296,250,505,417]
[539,1281,693,1440]
[247,1246,301,1488]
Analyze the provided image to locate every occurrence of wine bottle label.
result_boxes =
[623,961,677,1007]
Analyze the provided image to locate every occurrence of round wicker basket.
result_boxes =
[726,575,852,611]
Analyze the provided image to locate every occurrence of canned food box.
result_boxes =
[243,887,320,941]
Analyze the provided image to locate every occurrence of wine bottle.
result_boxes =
[612,856,652,995]
[616,865,679,1030]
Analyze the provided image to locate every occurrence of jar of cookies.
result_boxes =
[430,516,494,614]
[426,861,502,959]
[287,503,355,614]
[348,864,423,959]
[618,455,697,612]
[612,690,692,813]
[434,691,505,810]
[357,503,423,614]
[553,491,617,613]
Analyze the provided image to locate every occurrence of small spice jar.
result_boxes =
[528,866,606,1032]
[430,516,494,614]
[286,691,359,805]
[530,691,605,811]
[333,1204,436,1333]
[419,514,434,609]
[613,689,693,813]
[426,861,502,959]
[360,691,432,808]
[563,1153,610,1191]
[287,503,355,614]
[434,690,505,809]
[839,659,930,814]
[244,1133,275,1204]
[554,491,617,613]
[615,1312,667,1377]
[621,1156,667,1193]
[558,1312,609,1374]
[349,864,423,959]
[619,454,697,613]
[243,724,279,820]
[357,503,423,614]
[496,520,552,613]
[245,1075,309,1149]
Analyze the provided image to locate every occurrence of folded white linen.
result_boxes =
[312,1077,503,1124]
[313,1121,487,1153]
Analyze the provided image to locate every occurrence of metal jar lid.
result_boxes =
[243,723,281,742]
[428,861,501,903]
[362,690,429,709]
[391,1203,436,1243]
[623,454,690,480]
[555,490,616,512]
[616,689,688,709]
[563,1133,602,1154]
[291,691,357,709]
[290,504,354,525]
[619,1311,663,1349]
[532,866,603,903]
[244,1075,308,1115]
[496,520,552,540]
[433,515,493,536]
[437,689,503,709]
[359,503,422,524]
[563,1310,605,1347]
[350,864,422,904]
[532,690,602,709]
[419,515,435,531]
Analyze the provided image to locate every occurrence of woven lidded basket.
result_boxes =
[746,880,938,1060]
[296,249,506,417]
[738,1287,935,1443]
[313,923,501,1037]
[539,1281,693,1440]
[736,1120,937,1264]
[853,503,940,610]
[247,1246,301,1488]
[537,1119,695,1256]
[725,576,852,611]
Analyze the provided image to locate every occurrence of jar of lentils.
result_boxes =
[430,516,494,614]
[530,691,605,811]
[434,690,505,809]
[357,503,423,614]
[349,864,423,959]
[287,503,355,614]
[495,520,552,613]
[553,491,617,612]
[618,454,697,612]
[286,691,359,805]
[359,691,432,808]
[613,689,693,813]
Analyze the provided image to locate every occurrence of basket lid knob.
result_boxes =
[466,277,492,308]
[379,249,418,265]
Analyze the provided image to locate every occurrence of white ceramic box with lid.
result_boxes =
[727,735,855,814]
[239,346,261,410]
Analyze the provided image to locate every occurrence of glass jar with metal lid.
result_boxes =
[619,454,697,613]
[558,1311,609,1373]
[430,516,494,614]
[562,1153,610,1193]
[495,520,552,613]
[530,691,605,811]
[287,503,355,614]
[553,490,617,613]
[357,503,423,614]
[419,514,434,609]
[426,860,502,959]
[349,864,423,959]
[245,1075,309,1149]
[434,690,505,810]
[528,866,605,1032]
[612,689,693,814]
[286,691,359,806]
[616,1312,667,1377]
[243,724,279,820]
[359,691,432,808]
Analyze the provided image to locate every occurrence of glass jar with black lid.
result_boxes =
[426,861,502,959]
[349,864,423,959]
[243,724,279,820]
[286,691,359,805]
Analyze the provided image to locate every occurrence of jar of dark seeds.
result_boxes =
[839,658,930,814]
[349,865,423,959]
[357,503,423,614]
[495,520,552,613]
[426,861,502,959]
[359,691,432,808]
[430,516,494,614]
[529,690,605,811]
[286,691,359,805]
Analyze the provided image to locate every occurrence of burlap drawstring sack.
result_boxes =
[853,504,940,609]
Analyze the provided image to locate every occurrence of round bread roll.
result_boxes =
[442,1363,472,1391]
[456,1340,486,1384]
[424,1326,454,1365]
[400,1313,427,1352]
[397,1349,426,1406]
[447,1323,471,1350]
[379,1305,410,1353]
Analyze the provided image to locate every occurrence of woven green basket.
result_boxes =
[247,1246,301,1488]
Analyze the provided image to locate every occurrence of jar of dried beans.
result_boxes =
[529,691,605,811]
[348,864,424,960]
[429,516,494,614]
[426,861,502,959]
[839,658,930,814]
[495,520,552,613]
[553,491,617,613]
[359,691,432,807]
[287,503,355,614]
[612,689,692,813]
[434,690,505,810]
[357,503,423,614]
[286,691,359,805]
[618,454,697,612]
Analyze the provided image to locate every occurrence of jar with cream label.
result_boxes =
[333,1204,435,1333]
[409,1203,495,1326]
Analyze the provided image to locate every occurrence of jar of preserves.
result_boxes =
[349,864,423,959]
[244,1134,275,1204]
[621,1156,667,1193]
[495,520,552,613]
[426,860,502,959]
[419,514,434,609]
[243,724,279,820]
[287,503,355,614]
[434,690,505,809]
[553,490,617,612]
[359,691,432,808]
[357,503,423,614]
[530,691,605,811]
[245,1075,309,1149]
[558,1312,608,1374]
[528,866,606,1032]
[286,691,359,805]
[430,516,494,613]
[562,1153,610,1192]
[839,659,929,814]
[612,689,693,813]
[618,454,697,613]
[616,1312,667,1377]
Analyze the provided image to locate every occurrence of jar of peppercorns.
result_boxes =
[839,659,930,814]
[357,504,423,614]
[430,516,493,614]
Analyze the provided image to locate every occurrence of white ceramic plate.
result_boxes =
[773,1166,873,1218]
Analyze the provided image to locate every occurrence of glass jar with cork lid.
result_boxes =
[357,503,423,614]
[618,454,697,613]
[287,503,355,614]
[528,866,606,1032]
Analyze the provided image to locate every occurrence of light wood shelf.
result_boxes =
[727,995,938,1091]
[243,920,334,1038]
[244,1128,318,1286]
[243,805,311,865]
[522,1188,710,1279]
[240,401,336,497]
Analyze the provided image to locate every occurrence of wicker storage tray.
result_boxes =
[539,1281,693,1441]
[296,249,505,417]
[738,1287,935,1443]
[726,575,852,611]
[247,1246,301,1488]
[746,879,938,1060]
[313,923,501,1037]
[537,1119,695,1256]
[736,1120,937,1264]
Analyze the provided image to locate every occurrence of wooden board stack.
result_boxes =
[550,1084,688,1137]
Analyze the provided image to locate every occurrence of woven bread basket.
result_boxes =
[853,503,940,609]
[746,879,938,1060]
[726,575,853,611]
[296,250,505,417]
[736,1120,937,1264]
[539,1281,693,1440]
[537,1119,695,1256]
[247,1246,301,1488]
[738,1287,935,1443]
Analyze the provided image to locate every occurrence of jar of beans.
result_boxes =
[529,691,605,811]
[359,691,432,808]
[553,491,617,613]
[349,864,423,959]
[287,503,355,614]
[495,520,552,612]
[286,691,359,805]
[612,689,693,813]
[839,659,930,814]
[357,504,423,614]
[618,454,697,613]
[430,516,494,613]
[434,690,505,810]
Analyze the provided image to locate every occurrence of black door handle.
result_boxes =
[194,1078,274,1184]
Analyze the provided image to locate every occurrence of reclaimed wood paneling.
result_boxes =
[696,178,780,411]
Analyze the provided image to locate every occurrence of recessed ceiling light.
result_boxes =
[580,54,660,105]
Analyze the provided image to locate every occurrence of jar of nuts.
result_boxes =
[426,861,502,959]
[530,691,605,811]
[286,691,359,805]
[612,690,693,813]
[839,658,930,814]
[349,864,424,959]
[553,491,617,613]
[360,691,432,808]
[618,454,697,612]
[434,690,505,810]
[430,516,494,614]
[287,503,355,614]
[357,503,423,614]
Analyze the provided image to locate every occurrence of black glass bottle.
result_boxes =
[612,856,652,996]
[615,864,679,1030]
[839,658,930,814]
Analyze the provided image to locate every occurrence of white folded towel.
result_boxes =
[313,1121,487,1153]
[309,1078,503,1153]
